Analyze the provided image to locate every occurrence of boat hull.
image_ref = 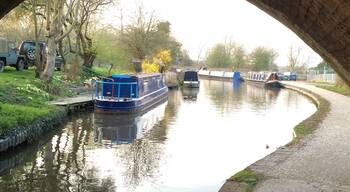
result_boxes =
[95,87,168,114]
[183,81,200,88]
[245,79,283,88]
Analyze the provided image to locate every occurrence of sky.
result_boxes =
[100,0,323,67]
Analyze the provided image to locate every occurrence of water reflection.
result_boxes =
[246,84,281,109]
[181,87,199,101]
[0,80,316,192]
[93,101,167,145]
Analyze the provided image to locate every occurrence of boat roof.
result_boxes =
[110,73,162,79]
[248,71,277,74]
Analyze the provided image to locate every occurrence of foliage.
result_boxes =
[155,49,172,69]
[0,68,70,134]
[142,59,160,73]
[120,8,182,72]
[93,27,131,71]
[0,3,44,43]
[314,83,350,96]
[311,60,334,73]
[206,43,231,68]
[205,41,246,69]
[91,66,129,77]
[231,44,247,70]
[248,46,278,71]
[141,49,172,73]
[178,49,194,66]
[228,169,262,192]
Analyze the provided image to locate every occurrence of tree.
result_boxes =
[248,46,278,71]
[120,7,182,72]
[231,44,246,70]
[178,49,193,66]
[312,60,333,72]
[41,0,66,81]
[93,26,132,73]
[120,7,160,61]
[206,43,231,68]
[69,0,113,69]
[287,46,301,71]
[205,40,247,70]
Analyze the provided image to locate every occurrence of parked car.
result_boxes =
[277,72,284,80]
[18,40,64,71]
[283,71,297,81]
[0,37,26,72]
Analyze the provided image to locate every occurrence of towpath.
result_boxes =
[221,81,350,192]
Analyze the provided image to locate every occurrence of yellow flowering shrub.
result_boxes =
[142,49,172,73]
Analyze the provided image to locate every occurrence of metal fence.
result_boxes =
[306,71,337,83]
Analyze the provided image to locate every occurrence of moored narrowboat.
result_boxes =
[179,70,200,88]
[245,72,283,88]
[94,73,168,113]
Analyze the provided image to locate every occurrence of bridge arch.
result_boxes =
[1,0,350,85]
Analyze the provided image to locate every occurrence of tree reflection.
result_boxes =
[245,84,280,109]
[0,97,180,192]
[204,79,281,113]
[0,114,117,192]
[204,80,245,113]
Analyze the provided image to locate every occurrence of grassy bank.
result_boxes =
[227,169,263,192]
[311,82,350,96]
[0,68,64,136]
[0,66,111,136]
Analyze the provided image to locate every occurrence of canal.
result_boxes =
[0,80,316,192]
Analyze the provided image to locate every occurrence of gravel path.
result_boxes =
[219,82,350,192]
[253,82,350,192]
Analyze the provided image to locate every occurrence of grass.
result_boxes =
[315,84,350,96]
[228,169,262,192]
[0,65,126,135]
[92,66,130,77]
[0,67,76,135]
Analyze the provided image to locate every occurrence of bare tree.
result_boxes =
[287,46,302,72]
[41,0,79,82]
[120,7,159,61]
[65,0,113,70]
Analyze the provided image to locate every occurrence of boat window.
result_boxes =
[143,80,149,93]
[157,77,161,87]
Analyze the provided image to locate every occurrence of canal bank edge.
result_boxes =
[0,107,67,153]
[219,82,330,192]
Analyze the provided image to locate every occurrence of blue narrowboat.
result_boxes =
[94,73,168,113]
[179,70,200,88]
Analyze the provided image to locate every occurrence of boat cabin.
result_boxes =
[246,72,279,82]
[180,70,200,88]
[246,72,282,88]
[94,73,168,113]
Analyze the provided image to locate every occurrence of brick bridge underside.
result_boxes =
[1,0,350,85]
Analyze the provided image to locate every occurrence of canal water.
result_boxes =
[0,80,316,192]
